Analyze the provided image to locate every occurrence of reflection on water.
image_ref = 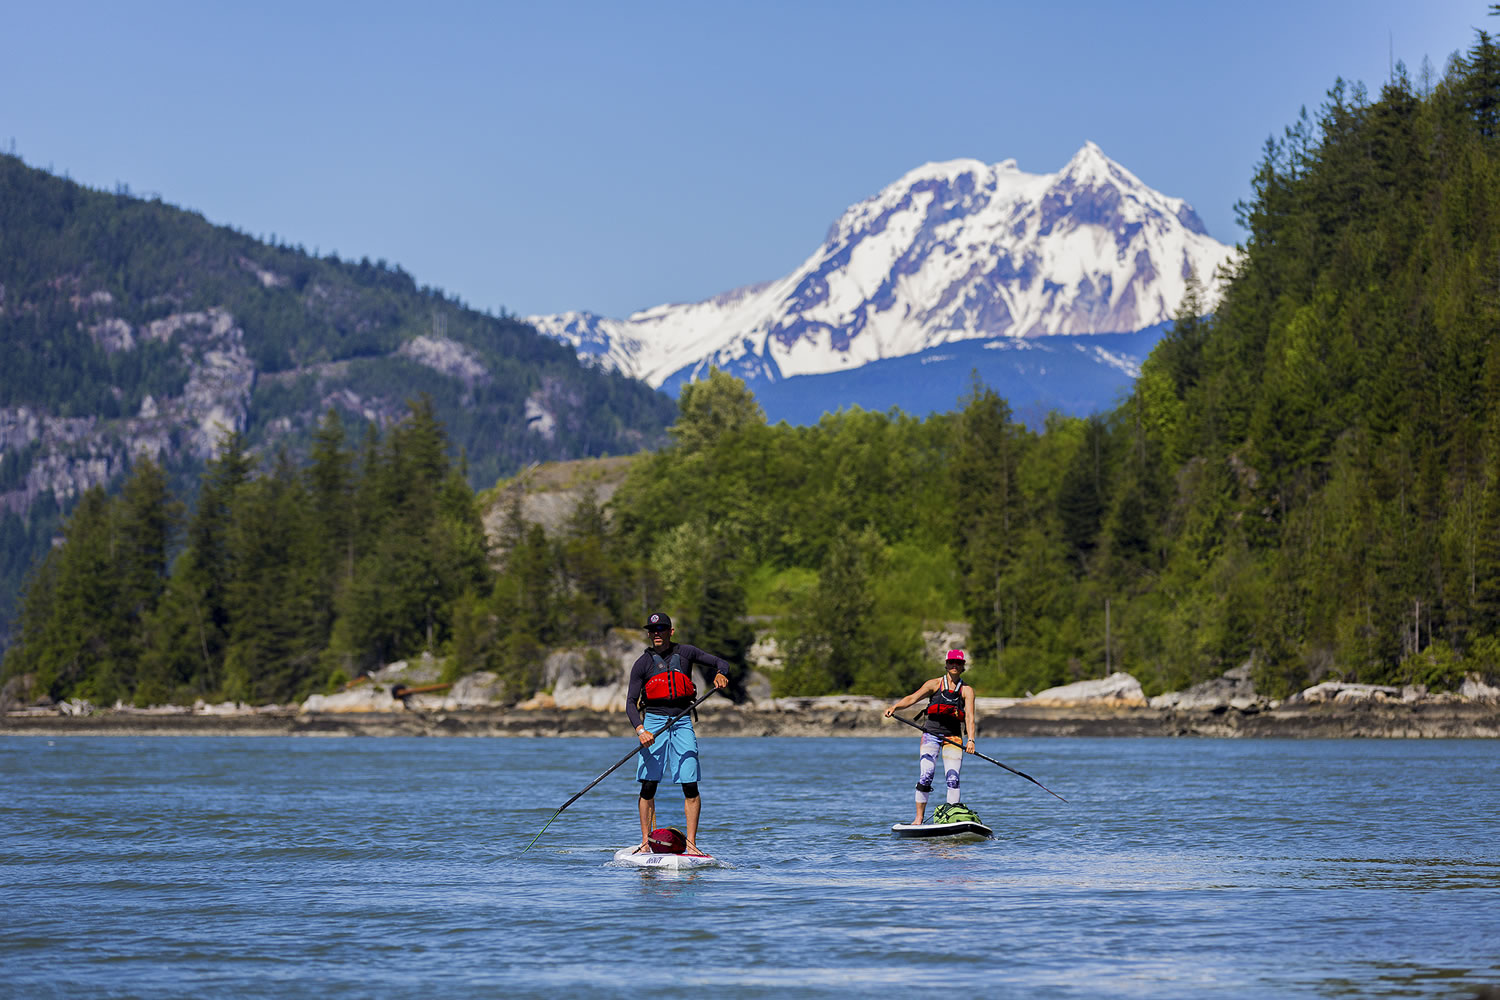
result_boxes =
[2,735,1498,998]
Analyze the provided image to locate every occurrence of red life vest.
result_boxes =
[923,675,966,735]
[643,650,696,710]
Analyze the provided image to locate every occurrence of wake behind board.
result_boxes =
[612,847,720,869]
[891,821,994,840]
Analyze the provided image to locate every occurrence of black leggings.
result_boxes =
[639,780,699,800]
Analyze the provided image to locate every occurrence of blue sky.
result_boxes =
[3,1,1488,319]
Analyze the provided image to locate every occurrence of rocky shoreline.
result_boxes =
[7,649,1499,740]
[5,696,1499,739]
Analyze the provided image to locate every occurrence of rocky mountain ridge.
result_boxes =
[527,143,1236,423]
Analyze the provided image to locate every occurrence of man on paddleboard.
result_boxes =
[626,612,732,854]
[884,649,977,825]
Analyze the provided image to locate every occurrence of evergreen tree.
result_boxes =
[221,451,328,702]
[306,408,355,594]
[485,521,560,699]
[949,379,1029,669]
[556,488,627,640]
[778,524,924,697]
[168,432,256,691]
[669,368,766,455]
[109,457,180,701]
[1056,416,1110,573]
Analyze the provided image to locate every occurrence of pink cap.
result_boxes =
[946,649,966,662]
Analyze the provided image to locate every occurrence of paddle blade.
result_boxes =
[521,808,564,853]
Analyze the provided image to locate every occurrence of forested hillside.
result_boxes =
[0,156,677,646]
[7,31,1500,708]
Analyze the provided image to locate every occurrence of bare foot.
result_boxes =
[685,841,701,855]
[634,841,649,854]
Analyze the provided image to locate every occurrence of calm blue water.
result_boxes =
[2,735,1497,999]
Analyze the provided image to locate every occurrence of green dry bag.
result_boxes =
[932,803,982,825]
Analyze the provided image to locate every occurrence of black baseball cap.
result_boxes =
[645,612,672,632]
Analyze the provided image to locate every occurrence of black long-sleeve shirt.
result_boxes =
[624,642,732,728]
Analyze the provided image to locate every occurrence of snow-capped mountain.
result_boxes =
[528,143,1235,422]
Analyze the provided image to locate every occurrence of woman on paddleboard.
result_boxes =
[626,612,732,855]
[884,649,977,825]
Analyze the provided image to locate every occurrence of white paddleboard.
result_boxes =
[612,847,720,869]
[890,821,995,840]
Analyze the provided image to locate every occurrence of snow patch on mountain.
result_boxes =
[527,143,1235,393]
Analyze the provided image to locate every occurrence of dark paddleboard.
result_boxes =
[890,820,994,840]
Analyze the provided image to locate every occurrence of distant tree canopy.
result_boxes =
[9,31,1500,705]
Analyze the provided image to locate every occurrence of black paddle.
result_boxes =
[521,686,722,853]
[888,710,1068,803]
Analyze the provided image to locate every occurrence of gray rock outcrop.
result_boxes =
[1288,681,1403,705]
[1461,673,1500,702]
[1,308,254,518]
[299,687,405,714]
[1149,663,1272,710]
[1026,671,1147,707]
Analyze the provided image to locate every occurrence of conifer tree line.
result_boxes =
[7,30,1500,706]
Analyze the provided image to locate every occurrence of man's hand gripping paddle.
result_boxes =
[522,687,721,853]
[889,710,1068,803]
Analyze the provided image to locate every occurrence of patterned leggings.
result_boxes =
[914,732,964,805]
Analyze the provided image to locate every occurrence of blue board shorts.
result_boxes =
[636,712,700,784]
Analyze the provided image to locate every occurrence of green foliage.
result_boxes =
[743,565,819,617]
[3,458,178,704]
[776,525,926,697]
[1405,641,1468,692]
[949,380,1030,666]
[325,398,491,675]
[873,540,962,624]
[668,368,766,454]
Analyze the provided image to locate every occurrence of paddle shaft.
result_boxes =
[890,710,1068,803]
[521,686,721,852]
